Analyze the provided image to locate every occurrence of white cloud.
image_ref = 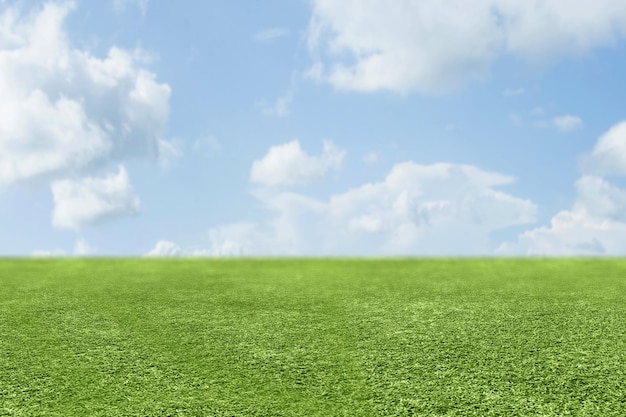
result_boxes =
[498,176,626,255]
[498,210,626,256]
[502,122,626,255]
[250,140,346,187]
[553,115,583,132]
[308,0,626,93]
[51,165,141,230]
[580,121,626,175]
[0,2,171,187]
[503,87,525,97]
[253,27,290,42]
[574,175,626,222]
[113,0,149,15]
[145,240,182,257]
[207,223,264,256]
[148,226,263,257]
[209,162,537,256]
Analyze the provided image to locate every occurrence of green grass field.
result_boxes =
[0,259,625,416]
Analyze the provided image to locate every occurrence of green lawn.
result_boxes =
[0,259,625,416]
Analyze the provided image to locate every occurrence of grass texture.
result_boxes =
[0,258,625,416]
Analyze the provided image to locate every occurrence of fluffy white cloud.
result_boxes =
[553,115,583,132]
[250,140,346,187]
[308,0,626,93]
[502,122,626,255]
[498,177,626,255]
[208,161,537,256]
[51,165,141,230]
[581,121,626,175]
[499,211,626,255]
[574,175,626,222]
[145,240,182,257]
[0,2,171,187]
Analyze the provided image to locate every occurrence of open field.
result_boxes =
[0,259,625,416]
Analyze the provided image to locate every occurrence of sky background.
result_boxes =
[2,0,626,256]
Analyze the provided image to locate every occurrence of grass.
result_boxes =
[0,258,625,416]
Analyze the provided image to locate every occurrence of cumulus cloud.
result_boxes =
[580,121,626,175]
[145,240,182,257]
[208,161,537,256]
[498,177,626,255]
[502,122,626,255]
[553,115,583,132]
[307,0,626,93]
[51,165,141,230]
[0,2,171,187]
[574,175,626,222]
[250,140,346,187]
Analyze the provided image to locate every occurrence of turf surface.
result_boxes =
[0,259,625,416]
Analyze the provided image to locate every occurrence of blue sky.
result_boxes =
[2,0,626,256]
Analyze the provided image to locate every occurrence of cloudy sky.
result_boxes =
[2,0,626,257]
